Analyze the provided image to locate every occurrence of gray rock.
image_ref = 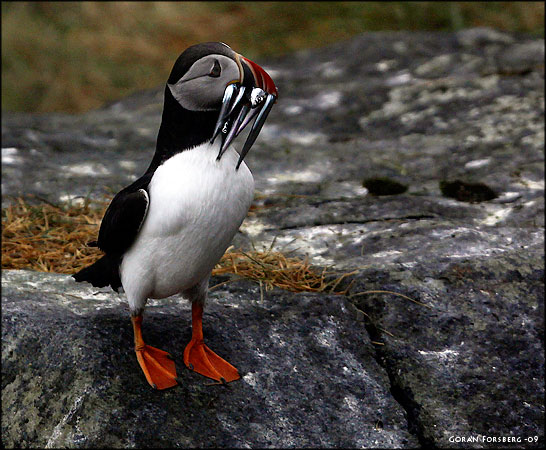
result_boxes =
[456,27,515,47]
[496,40,545,75]
[2,29,544,447]
[349,240,544,447]
[2,270,416,448]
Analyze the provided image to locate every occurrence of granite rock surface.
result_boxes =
[2,29,544,448]
[2,270,415,448]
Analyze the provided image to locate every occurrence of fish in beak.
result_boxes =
[211,54,278,169]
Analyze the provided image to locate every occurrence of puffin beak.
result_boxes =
[212,54,278,168]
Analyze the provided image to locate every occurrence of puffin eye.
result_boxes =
[209,60,221,78]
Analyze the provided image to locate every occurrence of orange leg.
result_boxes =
[183,303,240,383]
[132,315,178,390]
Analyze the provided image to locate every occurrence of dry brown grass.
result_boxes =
[2,2,543,113]
[1,197,354,295]
[2,197,106,274]
[213,245,355,294]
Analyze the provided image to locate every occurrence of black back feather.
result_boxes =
[72,175,151,290]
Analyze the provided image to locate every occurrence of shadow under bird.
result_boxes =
[73,42,278,389]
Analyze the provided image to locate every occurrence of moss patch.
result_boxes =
[439,180,498,203]
[363,177,408,196]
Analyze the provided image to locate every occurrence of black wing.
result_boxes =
[97,174,152,256]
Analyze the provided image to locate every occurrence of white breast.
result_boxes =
[120,143,254,303]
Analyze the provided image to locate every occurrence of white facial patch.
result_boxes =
[168,54,240,111]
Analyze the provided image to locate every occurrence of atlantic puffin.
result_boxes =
[73,42,277,390]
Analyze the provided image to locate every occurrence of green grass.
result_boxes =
[2,1,544,113]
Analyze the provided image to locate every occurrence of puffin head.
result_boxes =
[165,42,278,169]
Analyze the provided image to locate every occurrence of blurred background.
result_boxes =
[2,1,544,114]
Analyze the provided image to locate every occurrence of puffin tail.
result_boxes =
[72,255,122,292]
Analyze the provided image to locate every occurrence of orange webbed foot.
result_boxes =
[184,338,240,383]
[184,303,240,383]
[131,315,178,390]
[135,344,178,390]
